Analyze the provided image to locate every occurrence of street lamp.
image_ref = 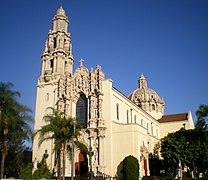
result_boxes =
[89,146,94,179]
[0,100,3,122]
[71,119,76,180]
[0,107,1,123]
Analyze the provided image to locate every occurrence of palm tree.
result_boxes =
[0,82,32,178]
[34,107,87,180]
[196,104,208,129]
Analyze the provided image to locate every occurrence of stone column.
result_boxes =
[41,60,45,76]
[98,128,106,173]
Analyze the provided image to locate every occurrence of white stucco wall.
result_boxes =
[33,80,59,170]
[159,111,195,138]
[102,79,160,178]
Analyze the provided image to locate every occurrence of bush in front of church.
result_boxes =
[123,155,139,180]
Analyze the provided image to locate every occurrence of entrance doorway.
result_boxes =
[75,152,88,177]
[144,158,148,176]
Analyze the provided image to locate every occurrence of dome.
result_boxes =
[129,74,163,102]
[129,87,163,103]
[128,74,165,118]
[56,6,66,16]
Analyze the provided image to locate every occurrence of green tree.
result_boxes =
[19,163,33,180]
[196,104,208,129]
[33,161,53,180]
[161,127,208,178]
[0,82,32,178]
[149,142,162,176]
[34,107,88,180]
[123,155,139,180]
[20,162,53,180]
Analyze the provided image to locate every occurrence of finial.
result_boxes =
[96,65,101,70]
[60,5,63,9]
[140,73,145,79]
[56,5,66,16]
[138,73,147,88]
[79,58,84,67]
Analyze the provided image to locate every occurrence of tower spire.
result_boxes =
[39,6,74,82]
[52,6,68,32]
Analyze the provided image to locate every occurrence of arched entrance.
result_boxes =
[75,152,88,177]
[144,158,148,176]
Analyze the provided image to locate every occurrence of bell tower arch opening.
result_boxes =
[76,94,88,128]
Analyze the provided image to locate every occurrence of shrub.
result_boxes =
[123,155,139,180]
[19,163,33,180]
[32,162,53,180]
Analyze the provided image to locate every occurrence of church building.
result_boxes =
[33,6,194,179]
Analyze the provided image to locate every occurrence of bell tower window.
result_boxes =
[76,94,88,128]
[54,37,57,48]
[50,60,54,73]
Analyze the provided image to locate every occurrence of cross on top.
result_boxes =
[79,58,84,67]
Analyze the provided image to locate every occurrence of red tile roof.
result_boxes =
[158,113,188,123]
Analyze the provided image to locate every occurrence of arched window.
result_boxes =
[127,110,129,123]
[45,93,49,101]
[76,94,88,128]
[151,122,153,135]
[116,103,119,120]
[152,104,156,111]
[53,37,57,48]
[134,115,137,123]
[147,123,149,134]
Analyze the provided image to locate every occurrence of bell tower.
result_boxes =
[39,6,74,82]
[33,6,73,171]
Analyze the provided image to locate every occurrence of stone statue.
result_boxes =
[41,149,49,165]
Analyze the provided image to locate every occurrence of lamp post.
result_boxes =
[0,101,4,179]
[71,119,76,180]
[0,100,2,123]
[0,106,1,124]
[89,146,94,179]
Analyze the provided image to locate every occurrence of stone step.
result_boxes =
[142,176,161,180]
[74,177,106,180]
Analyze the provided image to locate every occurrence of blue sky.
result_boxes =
[0,0,208,124]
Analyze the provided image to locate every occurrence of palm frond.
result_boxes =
[196,104,208,129]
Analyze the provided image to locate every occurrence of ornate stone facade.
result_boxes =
[33,7,107,176]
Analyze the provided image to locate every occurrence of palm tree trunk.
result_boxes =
[62,145,66,180]
[1,126,8,179]
[57,149,61,180]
